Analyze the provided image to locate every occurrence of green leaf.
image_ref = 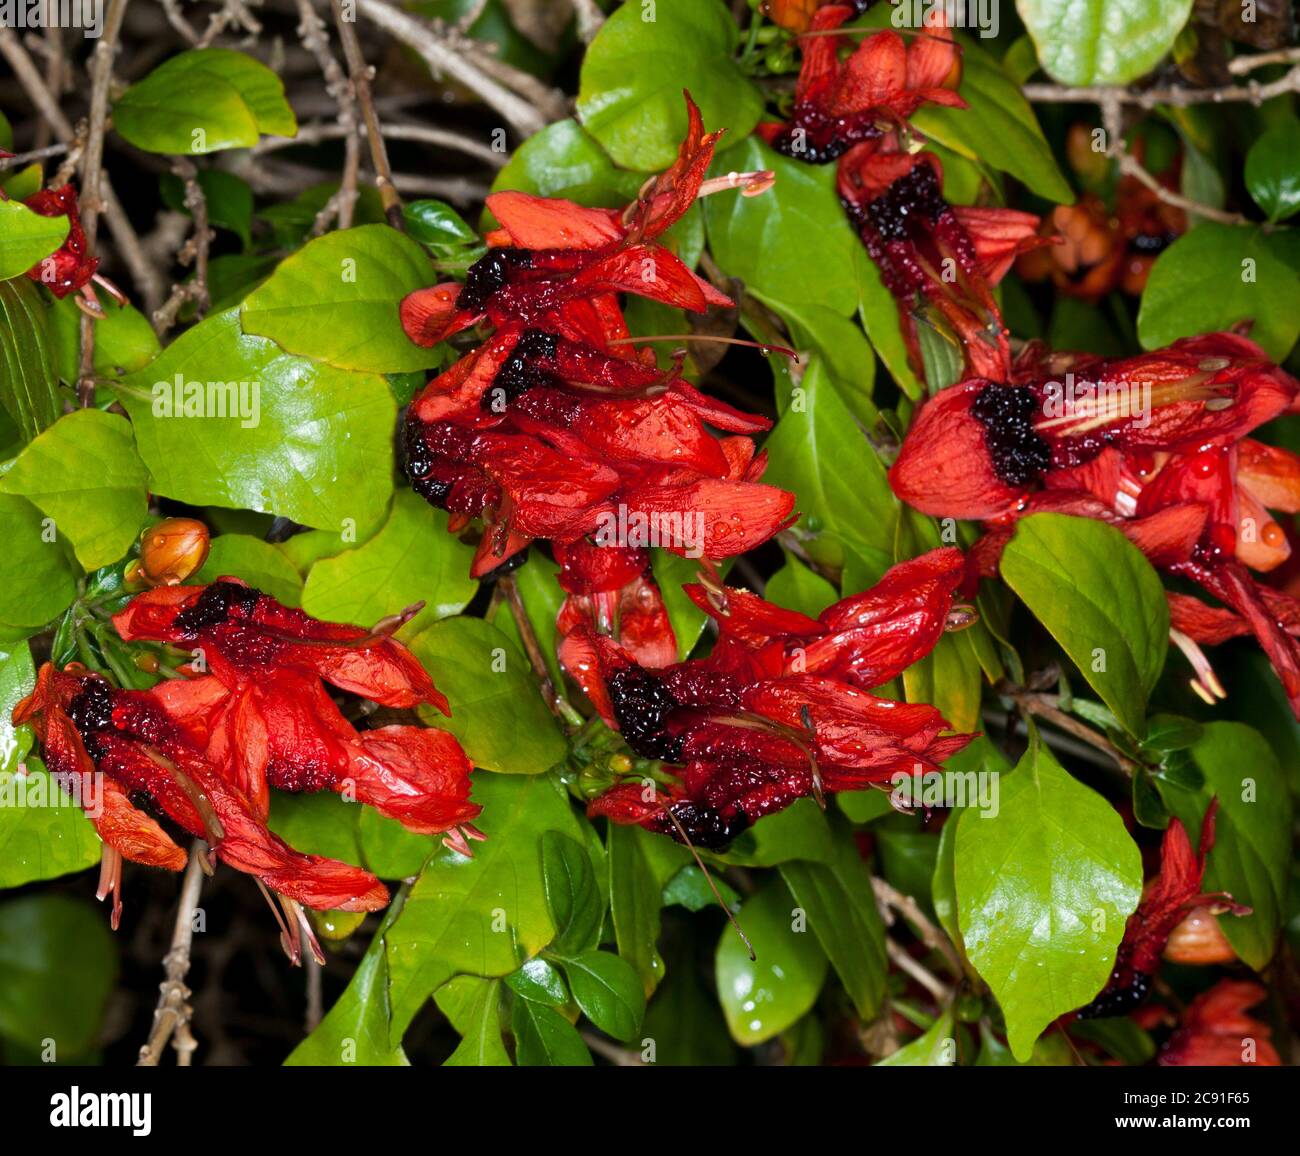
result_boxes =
[858,253,923,399]
[241,225,442,373]
[1138,223,1300,362]
[114,48,296,154]
[195,533,304,606]
[762,359,898,574]
[0,410,148,570]
[955,738,1142,1060]
[490,119,644,208]
[49,294,159,383]
[505,957,570,1007]
[302,490,476,636]
[607,821,688,996]
[875,1007,957,1066]
[765,554,838,618]
[577,0,762,172]
[0,895,117,1057]
[511,998,592,1066]
[642,961,736,1065]
[382,773,586,1040]
[541,830,604,956]
[0,277,60,441]
[1015,0,1195,86]
[772,302,876,423]
[404,199,479,250]
[1000,513,1168,737]
[409,617,565,773]
[705,138,861,317]
[558,950,645,1042]
[437,976,511,1066]
[779,826,887,1019]
[0,494,78,632]
[1159,722,1291,970]
[912,35,1073,202]
[114,309,396,532]
[0,198,70,280]
[715,878,828,1046]
[287,892,409,1065]
[1245,119,1300,224]
[720,797,835,867]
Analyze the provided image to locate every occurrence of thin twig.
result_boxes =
[886,940,953,1004]
[873,876,964,977]
[499,575,575,726]
[295,0,361,232]
[334,0,404,229]
[1022,65,1300,109]
[138,842,206,1066]
[152,157,213,330]
[997,680,1138,778]
[354,0,551,137]
[571,0,605,43]
[0,142,69,170]
[254,119,507,167]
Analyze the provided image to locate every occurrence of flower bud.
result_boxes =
[1163,906,1238,966]
[139,518,210,586]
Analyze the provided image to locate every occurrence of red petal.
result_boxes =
[485,191,625,249]
[346,726,480,834]
[400,283,481,347]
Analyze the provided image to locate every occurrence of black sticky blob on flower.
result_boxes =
[971,383,1052,486]
[1076,971,1152,1020]
[607,666,684,763]
[457,247,532,313]
[662,801,749,851]
[173,580,261,635]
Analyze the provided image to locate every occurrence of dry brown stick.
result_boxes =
[571,0,605,43]
[873,876,964,977]
[0,25,165,314]
[1097,93,1252,228]
[153,158,214,330]
[254,119,507,167]
[296,0,361,233]
[332,0,404,229]
[1022,64,1300,109]
[354,0,550,137]
[998,680,1138,777]
[35,12,63,152]
[886,939,953,1004]
[0,142,69,170]
[138,842,206,1066]
[1227,47,1300,75]
[498,575,567,721]
[76,0,130,406]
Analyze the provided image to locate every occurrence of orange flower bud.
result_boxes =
[1163,906,1238,966]
[138,518,210,586]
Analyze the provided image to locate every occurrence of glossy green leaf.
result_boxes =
[1000,514,1168,737]
[705,138,861,318]
[409,617,566,773]
[955,738,1142,1060]
[720,797,835,867]
[0,894,117,1057]
[1159,722,1291,970]
[242,225,442,373]
[114,309,396,533]
[114,48,296,154]
[765,554,838,618]
[49,294,159,383]
[383,773,586,1040]
[0,277,60,441]
[779,825,887,1019]
[302,490,476,638]
[541,830,603,955]
[577,0,762,172]
[0,494,78,632]
[875,1007,957,1066]
[1138,223,1300,362]
[511,998,592,1066]
[715,878,828,1046]
[912,35,1072,202]
[0,410,148,570]
[404,199,479,249]
[1245,119,1300,223]
[607,821,688,996]
[559,950,645,1042]
[194,533,304,607]
[437,976,511,1066]
[490,119,644,208]
[762,359,898,574]
[505,958,570,1008]
[0,198,69,280]
[1016,0,1195,86]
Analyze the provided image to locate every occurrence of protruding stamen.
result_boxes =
[605,334,799,362]
[661,805,756,961]
[96,846,124,930]
[1170,627,1227,705]
[697,170,776,199]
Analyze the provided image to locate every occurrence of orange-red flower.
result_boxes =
[4,182,100,298]
[1159,980,1281,1066]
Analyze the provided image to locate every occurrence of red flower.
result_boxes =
[1078,801,1245,1019]
[4,183,100,298]
[1159,980,1281,1066]
[565,550,975,847]
[838,144,1043,382]
[757,5,965,163]
[15,664,390,934]
[111,579,480,843]
[890,333,1300,713]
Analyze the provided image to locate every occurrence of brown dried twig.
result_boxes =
[152,158,214,331]
[137,843,206,1066]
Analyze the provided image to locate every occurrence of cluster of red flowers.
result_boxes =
[399,95,795,667]
[758,4,1043,382]
[890,331,1300,714]
[16,579,477,959]
[562,548,975,847]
